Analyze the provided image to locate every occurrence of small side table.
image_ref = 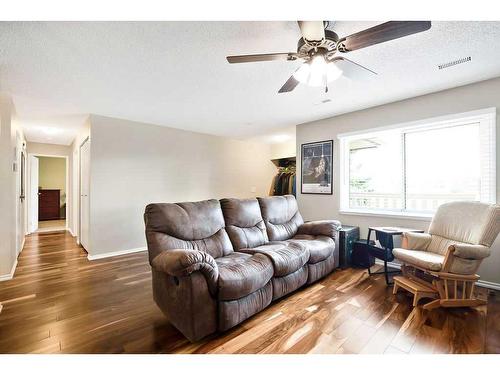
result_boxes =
[366,227,424,285]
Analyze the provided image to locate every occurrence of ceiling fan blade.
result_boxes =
[278,72,300,94]
[330,57,377,79]
[298,21,325,42]
[226,52,298,64]
[338,21,431,52]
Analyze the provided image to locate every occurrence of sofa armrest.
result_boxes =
[151,249,219,294]
[297,220,341,239]
[401,232,432,250]
[450,243,491,260]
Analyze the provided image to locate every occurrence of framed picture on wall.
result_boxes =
[301,140,333,195]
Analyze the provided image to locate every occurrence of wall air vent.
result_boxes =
[438,56,471,70]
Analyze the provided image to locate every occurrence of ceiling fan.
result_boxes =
[226,21,431,93]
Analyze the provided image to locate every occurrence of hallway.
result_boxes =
[36,219,66,233]
[0,231,499,353]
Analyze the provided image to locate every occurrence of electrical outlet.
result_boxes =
[250,186,256,193]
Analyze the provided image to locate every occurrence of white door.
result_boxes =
[28,155,39,233]
[80,139,90,251]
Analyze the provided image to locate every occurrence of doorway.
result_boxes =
[28,154,69,233]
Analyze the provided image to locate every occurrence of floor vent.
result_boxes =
[438,56,471,70]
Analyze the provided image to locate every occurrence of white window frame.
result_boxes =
[338,108,496,219]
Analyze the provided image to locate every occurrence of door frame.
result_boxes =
[79,137,90,251]
[27,153,70,234]
[17,134,27,255]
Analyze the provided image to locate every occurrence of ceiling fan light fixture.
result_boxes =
[293,55,343,87]
[327,62,342,81]
[308,54,328,86]
[293,62,311,84]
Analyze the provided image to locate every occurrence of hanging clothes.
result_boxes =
[270,164,296,196]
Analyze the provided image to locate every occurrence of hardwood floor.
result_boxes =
[0,231,498,354]
[36,219,67,233]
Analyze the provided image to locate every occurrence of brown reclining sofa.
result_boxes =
[144,195,341,341]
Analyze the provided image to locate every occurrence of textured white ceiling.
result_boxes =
[1,21,500,145]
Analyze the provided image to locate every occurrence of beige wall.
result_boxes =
[38,156,66,208]
[87,115,276,257]
[27,142,72,158]
[297,77,500,285]
[270,140,296,160]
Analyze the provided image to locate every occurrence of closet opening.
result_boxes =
[270,156,296,196]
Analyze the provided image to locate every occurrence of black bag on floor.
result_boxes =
[351,239,376,268]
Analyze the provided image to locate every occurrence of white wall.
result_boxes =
[297,77,500,285]
[87,115,276,257]
[0,94,24,280]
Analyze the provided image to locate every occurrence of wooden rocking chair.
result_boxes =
[392,201,500,309]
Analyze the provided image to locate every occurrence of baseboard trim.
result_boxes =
[0,259,18,282]
[374,259,401,269]
[20,237,25,254]
[68,228,75,237]
[374,259,500,291]
[476,280,500,291]
[87,247,147,261]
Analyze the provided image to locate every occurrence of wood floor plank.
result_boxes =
[0,231,497,353]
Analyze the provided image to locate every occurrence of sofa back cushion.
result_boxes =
[144,199,233,262]
[220,198,269,250]
[257,195,304,241]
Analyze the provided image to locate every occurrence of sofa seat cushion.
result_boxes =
[218,281,272,331]
[240,241,309,277]
[272,265,308,300]
[287,235,335,264]
[307,253,335,284]
[392,248,444,271]
[215,252,273,301]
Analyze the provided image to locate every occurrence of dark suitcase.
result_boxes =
[337,226,360,269]
[351,239,376,268]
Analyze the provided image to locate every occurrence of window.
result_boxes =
[339,108,496,217]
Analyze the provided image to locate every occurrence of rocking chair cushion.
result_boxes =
[392,248,444,271]
[402,232,432,251]
[451,243,491,260]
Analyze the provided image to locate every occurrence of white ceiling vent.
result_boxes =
[438,56,471,70]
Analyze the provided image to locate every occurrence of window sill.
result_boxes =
[339,209,433,222]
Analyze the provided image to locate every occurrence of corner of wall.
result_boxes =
[0,93,18,279]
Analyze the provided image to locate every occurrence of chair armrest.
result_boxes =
[450,244,491,260]
[401,232,432,250]
[151,249,219,294]
[297,220,341,239]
